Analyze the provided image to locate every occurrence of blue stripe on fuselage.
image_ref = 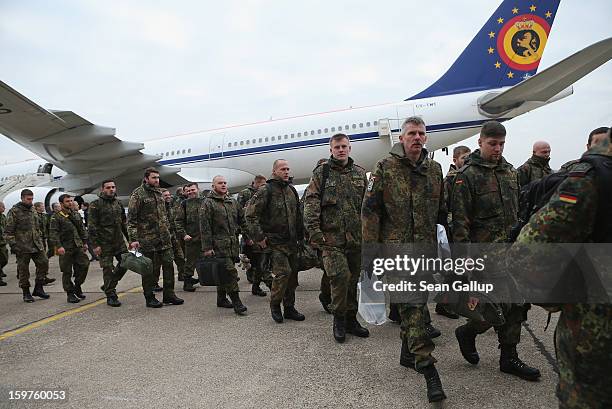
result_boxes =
[157,118,506,166]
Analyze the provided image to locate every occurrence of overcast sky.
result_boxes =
[1,0,610,173]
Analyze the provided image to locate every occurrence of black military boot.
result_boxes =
[345,314,370,338]
[400,338,416,371]
[499,344,541,381]
[229,292,247,315]
[318,293,331,314]
[246,269,254,284]
[183,278,196,292]
[67,292,81,303]
[217,291,233,308]
[23,288,35,303]
[163,294,185,305]
[106,291,121,307]
[455,324,480,365]
[421,365,446,403]
[251,283,266,297]
[284,306,305,321]
[153,283,163,292]
[333,314,346,343]
[74,285,86,299]
[0,278,7,286]
[435,303,459,319]
[145,294,162,308]
[425,323,441,339]
[43,277,56,285]
[271,305,283,323]
[388,303,401,323]
[32,282,50,299]
[177,273,184,282]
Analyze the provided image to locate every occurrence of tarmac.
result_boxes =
[0,254,560,408]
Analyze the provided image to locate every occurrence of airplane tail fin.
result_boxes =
[408,0,560,100]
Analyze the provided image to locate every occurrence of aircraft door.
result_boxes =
[208,133,225,160]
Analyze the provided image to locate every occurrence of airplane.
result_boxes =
[0,0,611,210]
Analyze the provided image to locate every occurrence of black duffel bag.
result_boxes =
[196,257,232,286]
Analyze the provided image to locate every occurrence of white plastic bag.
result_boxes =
[357,272,387,325]
[437,224,451,259]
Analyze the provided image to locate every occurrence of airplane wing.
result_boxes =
[480,37,612,115]
[0,80,186,191]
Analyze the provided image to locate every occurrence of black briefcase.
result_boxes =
[196,257,231,286]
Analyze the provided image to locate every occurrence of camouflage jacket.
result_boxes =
[165,202,179,240]
[200,190,243,258]
[0,213,5,246]
[175,197,203,241]
[303,156,367,249]
[443,164,458,226]
[236,186,257,209]
[451,150,519,243]
[88,192,128,251]
[362,144,446,245]
[127,182,172,252]
[514,144,612,406]
[49,209,88,250]
[517,155,552,187]
[4,202,45,253]
[245,177,303,247]
[36,212,47,241]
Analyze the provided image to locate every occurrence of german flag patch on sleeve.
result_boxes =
[559,193,578,204]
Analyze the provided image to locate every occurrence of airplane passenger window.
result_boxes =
[290,134,294,138]
[228,143,231,148]
[373,120,378,126]
[188,148,192,153]
[284,135,288,139]
[171,151,175,155]
[352,124,356,129]
[265,137,269,142]
[331,127,335,132]
[366,122,371,127]
[234,142,238,147]
[324,128,328,133]
[252,139,256,144]
[246,140,250,145]
[271,136,275,141]
[317,129,321,134]
[166,152,169,156]
[297,133,301,137]
[182,149,186,154]
[359,123,363,128]
[345,125,349,130]
[310,131,315,135]
[240,141,244,146]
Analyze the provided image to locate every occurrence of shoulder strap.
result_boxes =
[319,163,330,205]
[580,154,612,242]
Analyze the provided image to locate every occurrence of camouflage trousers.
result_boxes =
[16,251,49,289]
[555,304,612,409]
[142,248,176,298]
[321,248,360,316]
[269,246,299,308]
[59,248,89,293]
[399,303,437,370]
[171,238,185,278]
[217,257,239,294]
[319,268,330,301]
[100,248,155,297]
[183,239,201,279]
[252,250,273,288]
[0,244,8,275]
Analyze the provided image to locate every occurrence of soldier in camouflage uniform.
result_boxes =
[175,182,203,292]
[236,174,269,296]
[512,130,612,409]
[48,194,89,303]
[0,202,8,286]
[127,168,184,307]
[436,145,471,320]
[451,121,540,382]
[517,141,552,187]
[162,189,185,283]
[33,201,56,285]
[90,179,156,307]
[245,159,305,323]
[47,203,61,258]
[200,175,248,315]
[362,117,447,403]
[4,189,50,302]
[304,134,369,343]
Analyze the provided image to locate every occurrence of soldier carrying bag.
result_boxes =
[120,250,153,276]
[196,257,232,286]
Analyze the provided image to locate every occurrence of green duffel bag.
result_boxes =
[297,241,321,272]
[120,251,153,276]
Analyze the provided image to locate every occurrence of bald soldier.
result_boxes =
[517,141,552,187]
